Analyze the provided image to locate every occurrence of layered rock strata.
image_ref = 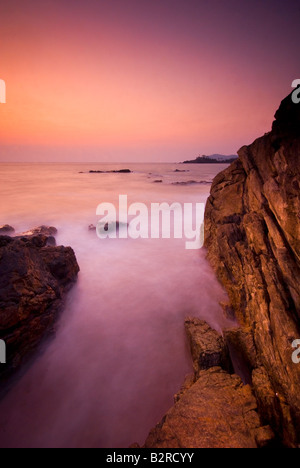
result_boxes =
[204,92,300,446]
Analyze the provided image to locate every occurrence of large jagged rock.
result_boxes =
[204,92,300,446]
[185,318,231,375]
[144,367,267,449]
[0,232,79,379]
[143,320,273,448]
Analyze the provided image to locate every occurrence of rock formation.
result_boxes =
[0,230,79,380]
[0,225,15,235]
[18,226,58,237]
[204,91,300,447]
[145,368,271,449]
[144,320,273,448]
[185,318,231,375]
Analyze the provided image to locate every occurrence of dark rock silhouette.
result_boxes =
[172,180,212,186]
[89,169,131,174]
[183,155,238,164]
[0,231,79,381]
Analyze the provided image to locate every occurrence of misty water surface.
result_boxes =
[0,163,232,448]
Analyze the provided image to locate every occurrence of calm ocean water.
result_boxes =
[0,162,233,448]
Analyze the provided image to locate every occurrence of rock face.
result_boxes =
[145,367,265,449]
[185,318,231,375]
[0,232,79,379]
[144,319,273,448]
[204,92,300,446]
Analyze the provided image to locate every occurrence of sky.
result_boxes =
[0,0,299,162]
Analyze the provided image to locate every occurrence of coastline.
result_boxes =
[0,92,299,447]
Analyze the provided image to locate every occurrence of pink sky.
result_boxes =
[0,0,299,162]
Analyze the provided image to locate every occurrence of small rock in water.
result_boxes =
[115,169,131,174]
[20,226,58,237]
[172,180,211,186]
[97,221,129,234]
[89,169,132,174]
[104,221,122,232]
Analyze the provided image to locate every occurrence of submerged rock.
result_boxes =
[0,232,79,380]
[204,91,300,446]
[172,180,212,186]
[97,221,129,234]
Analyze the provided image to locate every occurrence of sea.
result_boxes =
[0,162,233,448]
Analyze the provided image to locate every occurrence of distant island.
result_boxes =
[183,154,238,164]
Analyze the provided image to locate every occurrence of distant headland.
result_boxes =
[182,154,238,164]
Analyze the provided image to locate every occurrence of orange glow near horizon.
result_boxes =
[0,0,299,161]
